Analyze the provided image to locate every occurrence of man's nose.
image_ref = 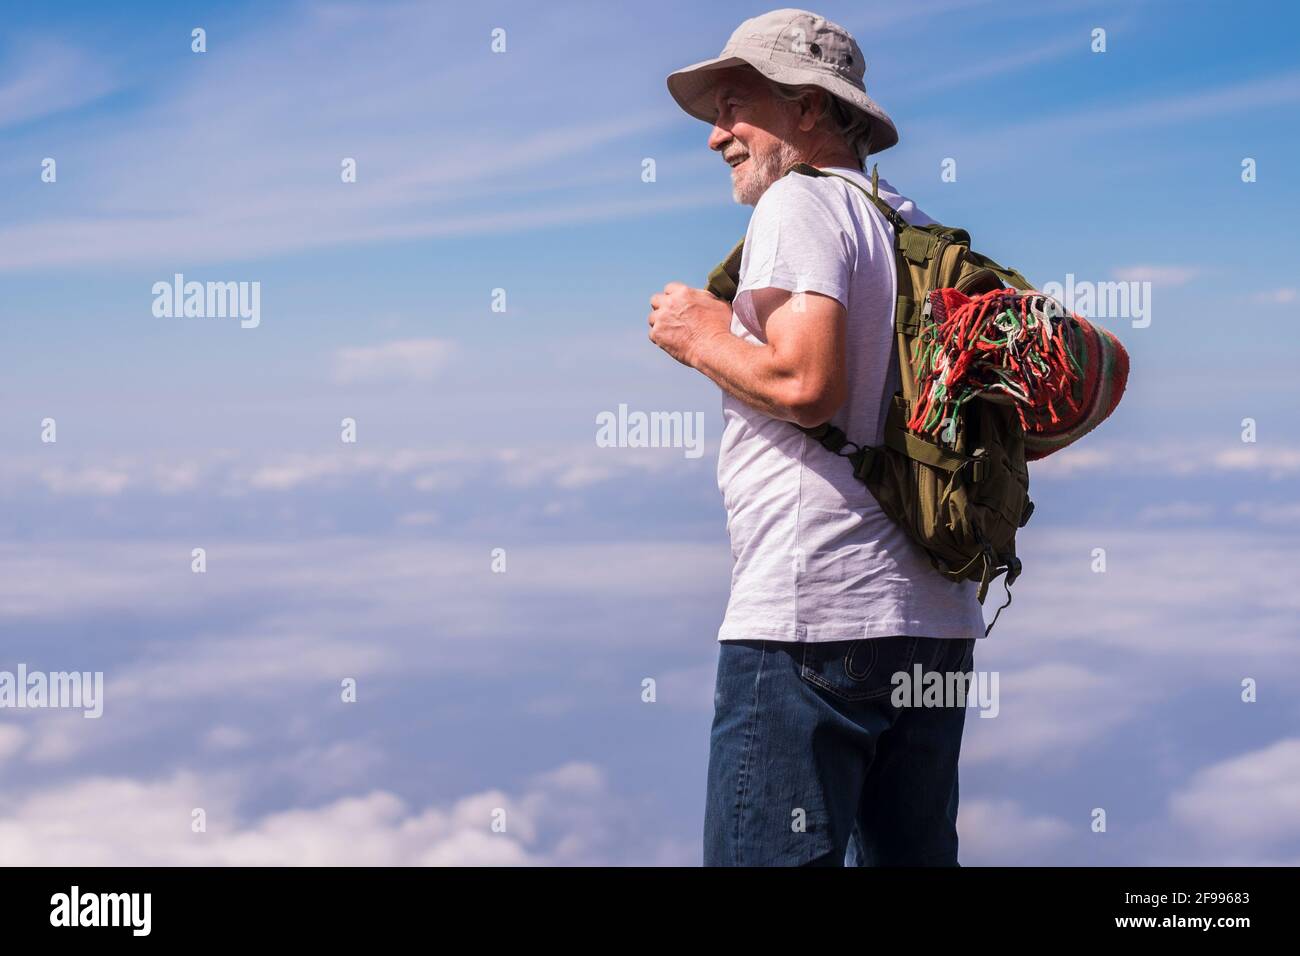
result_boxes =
[707,124,731,152]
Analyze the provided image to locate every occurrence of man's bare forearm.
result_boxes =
[689,326,809,424]
[649,283,844,427]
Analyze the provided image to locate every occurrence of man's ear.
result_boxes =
[797,89,826,133]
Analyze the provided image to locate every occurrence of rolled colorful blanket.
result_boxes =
[1020,310,1128,460]
[911,288,1128,460]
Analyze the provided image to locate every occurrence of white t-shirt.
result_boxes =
[715,165,986,642]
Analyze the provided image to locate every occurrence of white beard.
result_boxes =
[732,140,803,206]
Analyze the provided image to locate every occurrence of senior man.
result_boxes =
[648,9,984,867]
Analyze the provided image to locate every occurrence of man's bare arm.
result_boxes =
[649,283,847,428]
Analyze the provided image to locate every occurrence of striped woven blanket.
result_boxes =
[912,287,1128,461]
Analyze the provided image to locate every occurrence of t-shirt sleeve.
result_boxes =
[735,175,855,310]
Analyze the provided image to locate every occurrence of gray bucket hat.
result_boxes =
[666,7,898,156]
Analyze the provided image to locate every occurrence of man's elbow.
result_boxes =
[784,379,847,429]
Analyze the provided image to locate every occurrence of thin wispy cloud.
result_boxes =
[898,67,1300,176]
[0,4,710,271]
[0,39,115,130]
[1007,68,1300,140]
[1030,441,1300,479]
[1251,287,1297,304]
[902,30,1094,96]
[333,338,455,385]
[1112,264,1199,286]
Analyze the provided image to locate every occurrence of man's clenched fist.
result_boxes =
[648,282,733,367]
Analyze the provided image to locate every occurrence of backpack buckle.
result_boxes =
[804,422,848,454]
[963,456,987,483]
[851,446,879,483]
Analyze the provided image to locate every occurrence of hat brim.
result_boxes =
[666,54,899,155]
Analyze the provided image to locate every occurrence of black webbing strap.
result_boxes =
[799,400,987,481]
[798,421,881,492]
[798,421,850,455]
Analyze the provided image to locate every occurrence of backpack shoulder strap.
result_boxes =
[705,238,745,302]
[783,162,917,442]
[962,249,1034,292]
[786,162,909,233]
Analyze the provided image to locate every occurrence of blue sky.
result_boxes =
[1,0,1298,864]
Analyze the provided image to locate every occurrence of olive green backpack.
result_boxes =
[705,162,1035,633]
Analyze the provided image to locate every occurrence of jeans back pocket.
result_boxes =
[799,636,920,702]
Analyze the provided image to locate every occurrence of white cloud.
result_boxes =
[333,338,455,385]
[0,724,27,762]
[0,532,730,768]
[0,760,670,866]
[1029,440,1300,479]
[1232,500,1300,525]
[997,528,1300,664]
[1169,738,1300,854]
[1212,445,1300,477]
[958,799,1072,865]
[151,462,203,494]
[1136,501,1214,523]
[1028,445,1118,478]
[40,465,131,496]
[1,442,696,498]
[1112,265,1199,286]
[244,455,349,492]
[204,726,251,752]
[396,510,440,527]
[106,632,394,705]
[0,536,728,644]
[0,40,115,129]
[25,713,90,764]
[1250,287,1297,305]
[962,664,1143,767]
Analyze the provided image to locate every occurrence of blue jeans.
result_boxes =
[704,635,975,866]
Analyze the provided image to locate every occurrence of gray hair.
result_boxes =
[765,80,875,164]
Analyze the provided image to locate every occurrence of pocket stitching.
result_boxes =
[844,640,876,681]
[800,638,919,702]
